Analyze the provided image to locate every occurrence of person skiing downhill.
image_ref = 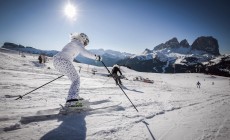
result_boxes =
[112,64,123,85]
[53,33,102,107]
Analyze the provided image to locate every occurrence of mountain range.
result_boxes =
[117,36,229,77]
[1,36,230,77]
[1,42,132,67]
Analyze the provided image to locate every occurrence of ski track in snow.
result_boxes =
[162,60,169,73]
[0,50,230,140]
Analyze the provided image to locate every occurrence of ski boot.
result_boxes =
[65,98,84,107]
[60,98,90,114]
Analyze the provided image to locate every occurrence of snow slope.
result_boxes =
[0,49,230,140]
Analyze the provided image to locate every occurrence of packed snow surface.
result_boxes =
[0,49,230,140]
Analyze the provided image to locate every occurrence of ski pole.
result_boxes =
[101,61,138,112]
[15,75,64,100]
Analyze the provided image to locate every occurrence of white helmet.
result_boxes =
[113,64,119,68]
[70,33,89,46]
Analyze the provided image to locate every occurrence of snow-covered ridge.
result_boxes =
[77,49,134,66]
[1,42,133,59]
[133,46,214,63]
[90,49,133,59]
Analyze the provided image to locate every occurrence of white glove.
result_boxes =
[95,55,102,61]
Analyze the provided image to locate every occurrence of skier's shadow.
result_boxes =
[31,61,45,68]
[40,113,87,140]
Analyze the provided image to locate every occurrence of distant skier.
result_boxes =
[38,55,43,63]
[53,33,102,107]
[197,81,201,88]
[112,64,123,85]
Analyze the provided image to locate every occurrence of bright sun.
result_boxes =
[64,3,77,19]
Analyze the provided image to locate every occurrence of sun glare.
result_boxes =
[64,3,76,20]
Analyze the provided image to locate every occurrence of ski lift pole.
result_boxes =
[15,75,64,100]
[101,61,138,112]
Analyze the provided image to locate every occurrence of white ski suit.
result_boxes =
[53,39,96,101]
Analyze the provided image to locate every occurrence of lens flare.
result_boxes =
[64,2,76,19]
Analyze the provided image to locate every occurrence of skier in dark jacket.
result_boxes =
[38,55,43,63]
[112,64,123,85]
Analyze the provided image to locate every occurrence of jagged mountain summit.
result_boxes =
[153,37,187,51]
[152,36,219,55]
[191,36,220,55]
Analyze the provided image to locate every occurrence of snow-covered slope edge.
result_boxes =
[1,42,133,67]
[0,49,230,140]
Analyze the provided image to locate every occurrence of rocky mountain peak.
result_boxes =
[153,37,180,51]
[191,36,220,55]
[179,39,190,48]
[142,48,153,55]
[165,37,179,47]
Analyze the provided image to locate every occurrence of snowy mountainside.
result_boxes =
[91,49,132,59]
[0,50,230,139]
[133,46,213,63]
[1,42,133,67]
[1,42,58,57]
[77,49,133,67]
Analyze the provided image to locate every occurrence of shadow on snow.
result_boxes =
[40,113,87,140]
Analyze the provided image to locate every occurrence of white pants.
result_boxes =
[53,56,80,101]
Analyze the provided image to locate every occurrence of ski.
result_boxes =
[5,94,21,98]
[20,102,122,124]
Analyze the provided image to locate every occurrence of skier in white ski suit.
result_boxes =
[53,33,102,106]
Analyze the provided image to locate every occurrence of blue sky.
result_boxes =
[0,0,230,54]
